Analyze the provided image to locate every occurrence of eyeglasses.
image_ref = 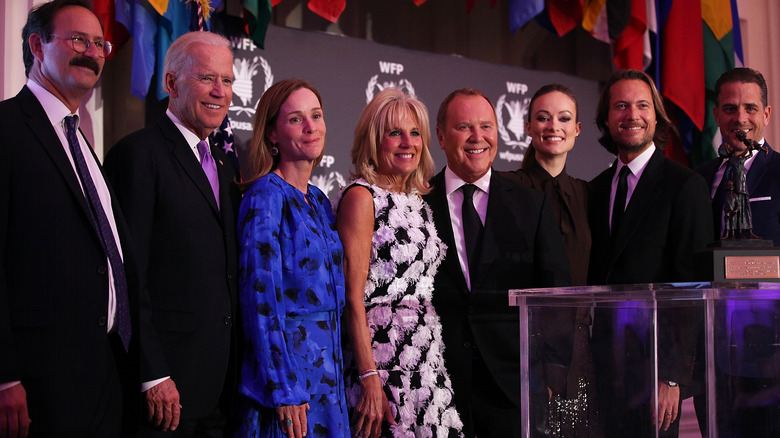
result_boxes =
[48,34,113,58]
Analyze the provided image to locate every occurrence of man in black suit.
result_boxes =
[0,1,134,437]
[695,67,780,245]
[104,31,240,437]
[588,69,713,437]
[424,88,570,438]
[694,67,780,437]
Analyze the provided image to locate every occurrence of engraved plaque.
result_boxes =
[724,255,780,279]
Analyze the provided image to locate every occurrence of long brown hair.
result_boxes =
[240,78,324,191]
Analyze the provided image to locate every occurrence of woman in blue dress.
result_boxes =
[235,78,350,438]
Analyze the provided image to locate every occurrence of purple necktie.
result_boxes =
[197,140,220,209]
[64,115,131,350]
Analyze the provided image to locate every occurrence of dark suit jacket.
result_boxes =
[695,142,780,245]
[424,169,570,432]
[0,86,137,433]
[104,115,240,420]
[589,148,712,384]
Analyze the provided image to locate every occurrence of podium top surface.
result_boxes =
[508,282,780,306]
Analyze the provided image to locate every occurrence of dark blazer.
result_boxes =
[695,142,780,245]
[424,169,570,435]
[589,149,713,287]
[588,149,712,436]
[104,115,240,420]
[0,86,136,434]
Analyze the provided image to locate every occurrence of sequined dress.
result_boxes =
[338,179,463,438]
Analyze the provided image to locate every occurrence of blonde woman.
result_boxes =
[337,88,463,438]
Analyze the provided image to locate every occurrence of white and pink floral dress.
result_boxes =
[337,179,463,438]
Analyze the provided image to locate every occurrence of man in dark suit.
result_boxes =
[588,69,713,437]
[104,31,240,437]
[695,67,780,245]
[694,67,780,437]
[0,1,134,437]
[424,88,570,438]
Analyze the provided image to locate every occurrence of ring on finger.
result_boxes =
[284,418,292,426]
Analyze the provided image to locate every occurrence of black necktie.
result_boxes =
[461,184,483,272]
[65,115,131,350]
[611,166,631,235]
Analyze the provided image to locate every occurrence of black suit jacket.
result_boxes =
[104,115,240,419]
[589,149,713,286]
[695,142,780,245]
[424,169,570,431]
[0,86,137,433]
[589,148,712,386]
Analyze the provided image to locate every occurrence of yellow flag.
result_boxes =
[147,0,169,16]
[702,0,732,40]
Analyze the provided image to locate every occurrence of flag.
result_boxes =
[694,0,741,167]
[116,0,159,99]
[612,0,646,70]
[643,0,657,71]
[582,0,609,42]
[547,0,584,37]
[93,0,130,57]
[607,0,632,40]
[242,0,272,49]
[148,0,169,15]
[509,0,544,33]
[659,0,704,131]
[308,0,346,22]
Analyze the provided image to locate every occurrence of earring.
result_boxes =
[271,143,279,156]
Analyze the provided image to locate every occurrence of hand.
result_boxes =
[655,381,680,431]
[0,384,31,438]
[143,378,181,432]
[351,375,395,438]
[276,403,309,438]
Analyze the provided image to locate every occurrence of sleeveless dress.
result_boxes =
[338,179,463,438]
[235,173,350,437]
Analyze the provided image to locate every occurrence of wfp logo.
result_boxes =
[496,82,532,151]
[365,61,416,103]
[229,54,274,123]
[310,171,347,199]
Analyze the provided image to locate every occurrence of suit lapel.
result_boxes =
[160,117,222,217]
[472,171,503,290]
[611,149,665,258]
[591,162,616,248]
[18,87,96,231]
[428,170,469,294]
[746,143,773,193]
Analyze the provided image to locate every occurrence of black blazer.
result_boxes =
[588,148,712,385]
[104,115,241,419]
[424,169,570,411]
[0,86,137,432]
[589,149,713,286]
[695,142,780,245]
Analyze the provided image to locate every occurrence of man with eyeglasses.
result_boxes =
[0,1,134,437]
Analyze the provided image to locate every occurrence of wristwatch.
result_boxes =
[665,380,679,387]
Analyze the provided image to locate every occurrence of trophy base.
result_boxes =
[697,241,780,282]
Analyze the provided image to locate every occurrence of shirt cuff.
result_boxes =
[141,376,170,392]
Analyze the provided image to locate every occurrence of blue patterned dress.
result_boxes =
[236,173,349,437]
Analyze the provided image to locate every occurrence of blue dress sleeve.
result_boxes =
[237,178,310,407]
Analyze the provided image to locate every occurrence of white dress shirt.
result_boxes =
[443,167,491,291]
[609,143,656,231]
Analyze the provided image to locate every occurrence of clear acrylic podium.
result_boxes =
[509,282,780,438]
